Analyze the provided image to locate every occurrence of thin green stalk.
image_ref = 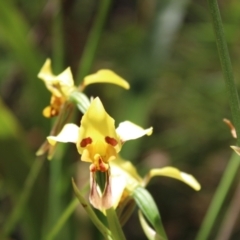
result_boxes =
[45,0,65,235]
[1,157,44,239]
[52,0,64,71]
[45,198,79,240]
[207,0,240,141]
[196,0,240,239]
[76,0,112,82]
[45,144,66,236]
[215,177,240,240]
[45,183,89,240]
[106,208,126,240]
[196,153,240,240]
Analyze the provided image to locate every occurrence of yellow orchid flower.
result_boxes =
[47,97,152,171]
[47,97,152,209]
[38,58,76,118]
[38,59,130,118]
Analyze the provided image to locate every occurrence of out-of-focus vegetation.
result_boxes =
[1,0,240,239]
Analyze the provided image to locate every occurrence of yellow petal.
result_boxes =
[38,58,53,82]
[42,106,52,118]
[83,69,130,89]
[116,121,153,142]
[38,59,60,96]
[47,123,79,146]
[147,167,201,191]
[38,59,75,97]
[77,97,121,154]
[56,67,75,95]
[231,145,240,155]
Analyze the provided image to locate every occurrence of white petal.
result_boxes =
[47,123,79,146]
[116,121,153,142]
[110,171,127,209]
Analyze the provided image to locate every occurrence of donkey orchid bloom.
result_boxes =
[38,59,76,118]
[47,97,152,171]
[47,97,152,209]
[38,59,130,117]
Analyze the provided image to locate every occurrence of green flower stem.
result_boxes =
[45,144,66,235]
[45,4,66,233]
[52,0,64,71]
[196,153,239,240]
[106,208,127,240]
[76,0,112,82]
[208,0,240,140]
[215,177,240,240]
[45,198,79,240]
[196,0,240,239]
[1,157,44,239]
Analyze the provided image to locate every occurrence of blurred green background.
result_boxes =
[0,0,240,239]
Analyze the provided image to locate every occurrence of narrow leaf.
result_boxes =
[138,211,163,240]
[131,187,168,240]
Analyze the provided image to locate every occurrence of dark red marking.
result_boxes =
[80,137,92,147]
[105,136,118,146]
[99,158,107,172]
[90,164,96,172]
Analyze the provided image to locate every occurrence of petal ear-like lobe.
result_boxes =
[116,121,153,142]
[83,70,130,89]
[146,167,201,191]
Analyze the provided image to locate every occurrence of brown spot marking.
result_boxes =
[50,108,58,117]
[105,136,118,146]
[99,158,108,172]
[80,137,92,147]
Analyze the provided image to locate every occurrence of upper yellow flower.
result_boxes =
[38,59,130,118]
[38,59,76,117]
[47,97,152,172]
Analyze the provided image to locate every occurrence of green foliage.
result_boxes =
[1,0,240,239]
